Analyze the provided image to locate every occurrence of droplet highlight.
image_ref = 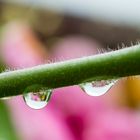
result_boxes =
[0,96,12,100]
[23,89,52,109]
[80,80,117,96]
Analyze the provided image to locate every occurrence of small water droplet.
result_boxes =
[80,80,117,96]
[23,89,52,109]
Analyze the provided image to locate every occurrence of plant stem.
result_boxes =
[0,45,140,98]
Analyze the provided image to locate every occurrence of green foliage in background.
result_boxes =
[0,101,18,140]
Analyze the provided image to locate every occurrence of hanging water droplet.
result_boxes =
[23,89,52,109]
[80,80,117,96]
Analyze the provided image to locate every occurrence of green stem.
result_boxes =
[0,45,140,98]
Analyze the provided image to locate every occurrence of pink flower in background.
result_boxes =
[84,109,140,140]
[50,36,140,140]
[1,21,74,140]
[1,21,47,68]
[50,36,98,60]
[1,21,140,140]
[9,96,74,140]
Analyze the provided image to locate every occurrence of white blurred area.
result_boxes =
[3,0,140,29]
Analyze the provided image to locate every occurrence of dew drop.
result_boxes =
[80,80,117,96]
[23,89,52,109]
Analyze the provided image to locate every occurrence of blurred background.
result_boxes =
[1,0,140,140]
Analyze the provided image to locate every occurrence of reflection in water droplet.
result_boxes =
[23,89,52,109]
[80,80,117,96]
[5,69,11,72]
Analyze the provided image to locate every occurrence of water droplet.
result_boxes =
[80,80,117,96]
[23,89,52,109]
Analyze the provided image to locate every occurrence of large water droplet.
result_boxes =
[80,80,117,96]
[23,89,52,109]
